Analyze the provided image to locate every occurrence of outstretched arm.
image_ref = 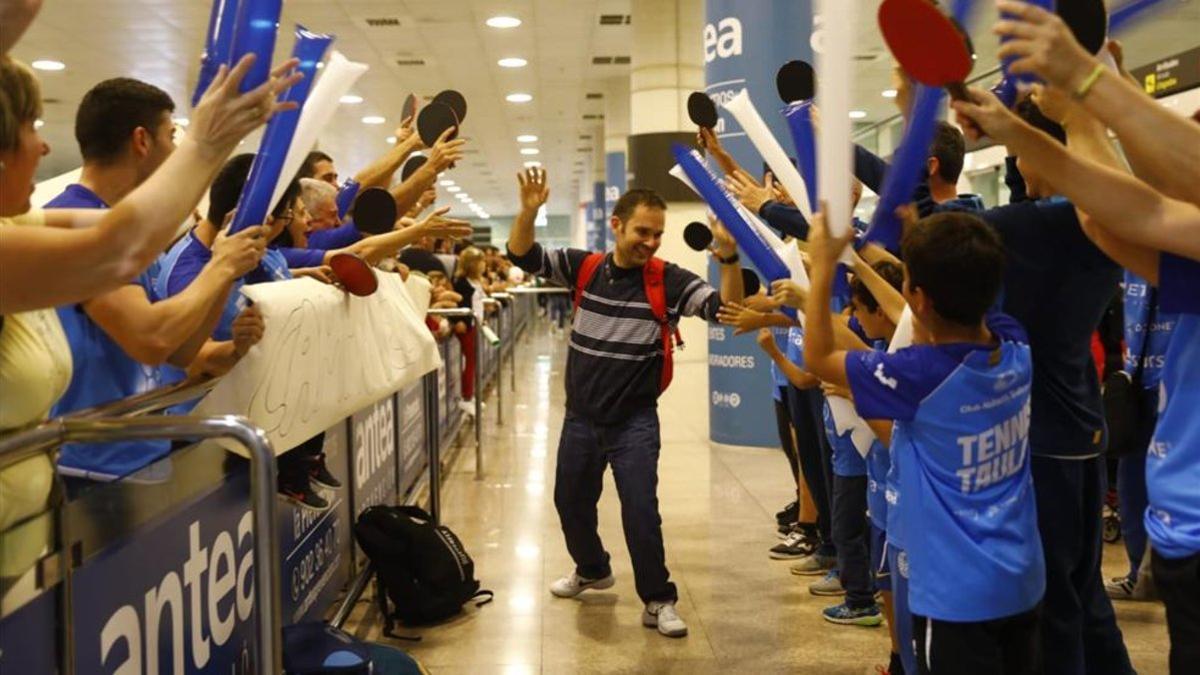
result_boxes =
[507,167,549,257]
[802,208,855,388]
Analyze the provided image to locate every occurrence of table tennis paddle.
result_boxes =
[1058,0,1108,54]
[683,221,714,251]
[417,101,460,147]
[401,155,427,182]
[329,253,379,296]
[351,187,397,236]
[741,268,761,296]
[433,89,467,124]
[776,60,816,104]
[687,92,719,129]
[401,92,418,122]
[878,0,974,100]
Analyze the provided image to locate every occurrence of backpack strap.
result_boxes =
[573,252,606,314]
[642,257,681,393]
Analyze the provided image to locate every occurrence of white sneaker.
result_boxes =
[549,571,615,598]
[643,601,688,638]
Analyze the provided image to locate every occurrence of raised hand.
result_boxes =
[726,169,773,213]
[417,206,474,240]
[994,0,1097,92]
[231,305,265,357]
[717,302,767,335]
[707,213,738,259]
[769,279,807,309]
[426,127,466,172]
[517,167,550,213]
[189,55,303,156]
[805,203,853,271]
[950,86,1025,143]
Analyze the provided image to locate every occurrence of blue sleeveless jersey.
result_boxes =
[846,313,1045,621]
[1123,272,1175,389]
[1145,254,1200,558]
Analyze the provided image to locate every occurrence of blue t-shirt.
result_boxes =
[769,326,789,398]
[823,400,867,477]
[1145,254,1200,559]
[45,184,170,478]
[1123,271,1175,390]
[983,196,1121,457]
[156,230,291,410]
[785,325,805,371]
[274,245,325,268]
[845,313,1045,621]
[866,437,889,531]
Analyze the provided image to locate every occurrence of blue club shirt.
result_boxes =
[44,184,170,479]
[1144,253,1200,559]
[1123,271,1175,390]
[155,229,291,411]
[769,326,789,400]
[846,313,1045,621]
[308,221,361,250]
[823,400,867,477]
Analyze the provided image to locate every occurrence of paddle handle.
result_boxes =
[946,81,969,102]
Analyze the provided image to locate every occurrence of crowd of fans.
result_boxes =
[2,1,1199,673]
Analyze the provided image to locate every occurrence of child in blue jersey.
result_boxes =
[804,210,1044,675]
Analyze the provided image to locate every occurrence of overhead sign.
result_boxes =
[1131,46,1200,99]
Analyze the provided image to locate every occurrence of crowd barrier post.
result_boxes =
[485,297,504,427]
[423,369,442,524]
[473,309,483,480]
[0,414,282,675]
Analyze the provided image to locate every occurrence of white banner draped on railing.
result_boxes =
[196,273,441,455]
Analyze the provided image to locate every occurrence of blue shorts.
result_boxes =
[871,524,891,592]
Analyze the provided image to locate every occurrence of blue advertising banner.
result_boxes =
[704,0,814,447]
[71,474,259,674]
[397,380,426,497]
[0,579,57,674]
[279,422,351,624]
[350,396,397,520]
[605,151,626,254]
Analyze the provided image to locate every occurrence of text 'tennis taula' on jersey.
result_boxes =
[506,243,721,424]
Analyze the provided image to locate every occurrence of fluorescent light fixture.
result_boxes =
[361,115,386,124]
[881,89,898,98]
[486,16,522,28]
[386,136,396,144]
[517,134,538,143]
[339,94,363,104]
[506,93,533,103]
[31,60,65,71]
[520,148,540,155]
[498,57,528,68]
[849,110,868,119]
[524,161,542,168]
[439,180,456,187]
[446,186,462,193]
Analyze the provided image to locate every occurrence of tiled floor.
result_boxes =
[343,320,1170,674]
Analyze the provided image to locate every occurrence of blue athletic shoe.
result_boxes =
[822,601,883,627]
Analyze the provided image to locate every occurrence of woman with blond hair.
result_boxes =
[453,246,487,416]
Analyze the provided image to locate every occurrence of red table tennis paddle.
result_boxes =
[879,0,974,100]
[329,253,378,296]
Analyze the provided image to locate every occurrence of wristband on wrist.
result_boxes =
[1073,64,1107,100]
[716,252,740,265]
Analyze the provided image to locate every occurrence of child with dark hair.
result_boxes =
[805,210,1044,675]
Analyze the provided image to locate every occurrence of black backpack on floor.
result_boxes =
[354,505,493,634]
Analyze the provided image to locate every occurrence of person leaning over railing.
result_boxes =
[0,53,298,534]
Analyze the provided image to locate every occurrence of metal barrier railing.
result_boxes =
[427,308,481,480]
[0,414,282,675]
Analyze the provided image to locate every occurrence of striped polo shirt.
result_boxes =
[509,244,721,424]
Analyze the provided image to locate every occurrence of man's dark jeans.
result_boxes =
[553,408,677,604]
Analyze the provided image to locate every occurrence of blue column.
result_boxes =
[591,181,608,251]
[704,0,814,447]
[605,151,626,253]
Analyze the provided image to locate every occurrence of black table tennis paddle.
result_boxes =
[400,155,427,182]
[401,92,418,122]
[433,89,467,123]
[741,268,761,296]
[776,60,816,104]
[351,187,397,236]
[1058,0,1108,54]
[687,92,719,129]
[879,0,974,100]
[683,221,714,251]
[417,101,460,147]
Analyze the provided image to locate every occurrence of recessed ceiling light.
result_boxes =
[172,117,189,127]
[33,119,44,129]
[506,93,533,103]
[520,148,540,155]
[31,59,64,71]
[439,180,456,187]
[486,16,522,28]
[849,110,868,119]
[498,57,528,68]
[524,161,542,168]
[340,94,363,104]
[386,136,396,144]
[881,89,898,98]
[362,115,386,124]
[446,186,462,193]
[517,134,538,143]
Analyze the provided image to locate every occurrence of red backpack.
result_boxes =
[573,253,683,393]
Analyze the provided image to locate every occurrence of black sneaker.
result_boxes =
[307,452,342,489]
[777,521,798,539]
[279,477,331,512]
[776,500,799,526]
[769,528,818,560]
